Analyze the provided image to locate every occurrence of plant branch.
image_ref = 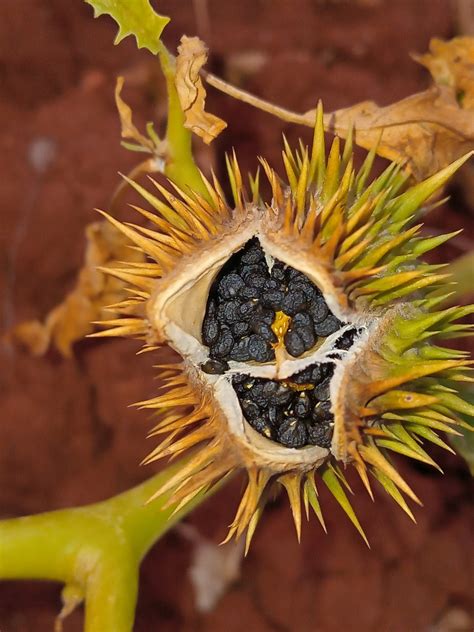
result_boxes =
[203,70,312,126]
[0,459,218,632]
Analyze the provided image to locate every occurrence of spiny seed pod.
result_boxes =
[94,106,474,549]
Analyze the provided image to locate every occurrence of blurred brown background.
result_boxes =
[0,1,473,631]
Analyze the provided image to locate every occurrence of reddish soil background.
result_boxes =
[0,1,473,631]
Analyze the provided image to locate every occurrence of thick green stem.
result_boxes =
[0,460,215,632]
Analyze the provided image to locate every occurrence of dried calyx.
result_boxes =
[94,107,474,547]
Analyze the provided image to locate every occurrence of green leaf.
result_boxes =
[85,0,170,54]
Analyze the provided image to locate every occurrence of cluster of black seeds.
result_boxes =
[232,363,335,449]
[201,239,343,373]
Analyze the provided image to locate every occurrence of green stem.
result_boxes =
[158,43,210,200]
[0,459,215,632]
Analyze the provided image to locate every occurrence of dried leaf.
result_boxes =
[8,221,145,357]
[175,36,227,144]
[204,36,474,180]
[85,0,169,54]
[318,37,474,180]
[414,37,474,108]
[115,76,156,153]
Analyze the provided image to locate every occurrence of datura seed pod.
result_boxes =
[94,106,474,548]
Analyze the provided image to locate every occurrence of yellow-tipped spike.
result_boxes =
[295,150,310,224]
[321,467,369,546]
[309,101,325,187]
[96,211,168,264]
[121,174,188,230]
[282,146,298,192]
[359,444,421,505]
[279,473,303,541]
[245,506,264,555]
[303,474,327,532]
[322,136,341,202]
[371,469,416,522]
[380,425,442,471]
[388,152,473,221]
[405,424,456,453]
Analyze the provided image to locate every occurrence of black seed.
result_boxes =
[202,315,220,346]
[217,273,245,299]
[274,385,293,405]
[306,421,332,448]
[261,289,285,310]
[294,394,311,418]
[249,274,267,290]
[313,314,342,336]
[268,405,283,426]
[294,280,321,301]
[322,363,335,378]
[292,366,312,384]
[277,417,308,448]
[297,324,316,350]
[239,300,259,320]
[251,321,277,343]
[309,299,329,324]
[287,268,304,280]
[292,312,313,328]
[241,243,264,264]
[242,264,266,281]
[311,365,324,383]
[319,400,333,420]
[264,278,278,290]
[239,286,261,300]
[220,300,240,324]
[229,337,251,362]
[232,321,251,337]
[200,358,229,374]
[232,373,247,384]
[246,383,270,408]
[281,290,307,316]
[248,334,272,362]
[285,329,305,357]
[258,308,275,325]
[263,382,280,398]
[313,377,331,401]
[241,399,261,420]
[312,403,331,424]
[271,264,286,282]
[212,330,234,358]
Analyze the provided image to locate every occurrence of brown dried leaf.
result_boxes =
[115,76,165,155]
[318,37,474,180]
[8,221,145,357]
[175,36,227,144]
[414,37,474,108]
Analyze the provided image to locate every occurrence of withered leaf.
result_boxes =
[9,221,145,357]
[317,36,474,180]
[175,36,227,144]
[115,75,168,158]
[204,35,474,180]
